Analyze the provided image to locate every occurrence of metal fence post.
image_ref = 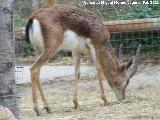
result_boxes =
[0,0,19,119]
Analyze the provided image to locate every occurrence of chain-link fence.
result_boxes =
[15,0,160,64]
[13,0,160,119]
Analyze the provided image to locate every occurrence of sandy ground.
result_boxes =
[17,63,160,120]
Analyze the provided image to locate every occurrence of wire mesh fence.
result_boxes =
[13,0,160,119]
[14,0,160,64]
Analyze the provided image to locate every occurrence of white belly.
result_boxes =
[29,20,93,56]
[60,30,91,55]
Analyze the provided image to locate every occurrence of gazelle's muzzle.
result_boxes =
[111,85,126,101]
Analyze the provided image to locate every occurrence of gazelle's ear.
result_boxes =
[117,43,133,72]
[117,58,133,72]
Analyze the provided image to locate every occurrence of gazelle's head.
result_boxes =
[106,44,141,101]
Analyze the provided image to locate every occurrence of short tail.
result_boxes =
[25,19,33,43]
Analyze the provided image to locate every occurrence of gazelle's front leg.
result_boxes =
[72,51,80,109]
[88,42,108,106]
[96,59,108,106]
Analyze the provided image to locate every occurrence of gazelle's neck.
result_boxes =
[98,48,120,80]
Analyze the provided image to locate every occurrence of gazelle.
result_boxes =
[25,4,140,115]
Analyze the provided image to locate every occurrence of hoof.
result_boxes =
[34,108,40,116]
[73,99,79,109]
[101,96,108,106]
[44,107,51,113]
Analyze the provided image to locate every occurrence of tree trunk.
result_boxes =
[0,0,18,119]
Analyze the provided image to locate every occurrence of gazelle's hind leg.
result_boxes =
[72,51,80,109]
[37,76,51,113]
[31,47,61,115]
[95,55,108,106]
[30,24,63,115]
[31,51,53,115]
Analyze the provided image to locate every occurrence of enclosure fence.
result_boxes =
[15,1,160,65]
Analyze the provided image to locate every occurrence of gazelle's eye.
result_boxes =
[114,80,121,86]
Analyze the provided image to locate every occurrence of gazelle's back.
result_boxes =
[29,4,105,41]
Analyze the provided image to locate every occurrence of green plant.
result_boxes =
[14,15,27,28]
[116,0,160,20]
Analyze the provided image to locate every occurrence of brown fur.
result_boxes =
[27,4,138,115]
[29,4,108,45]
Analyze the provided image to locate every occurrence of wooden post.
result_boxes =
[104,18,160,32]
[0,0,18,119]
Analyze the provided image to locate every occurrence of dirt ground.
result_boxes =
[18,64,160,120]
